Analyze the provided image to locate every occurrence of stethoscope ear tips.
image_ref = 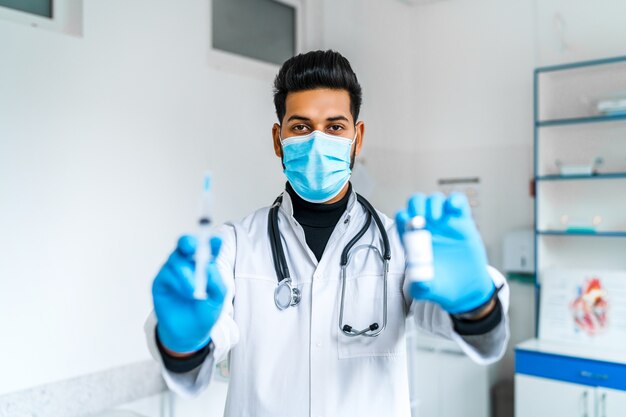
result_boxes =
[342,323,379,335]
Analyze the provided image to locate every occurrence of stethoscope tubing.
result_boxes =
[338,243,389,338]
[268,191,391,337]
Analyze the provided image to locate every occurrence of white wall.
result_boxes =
[534,0,626,66]
[0,0,285,395]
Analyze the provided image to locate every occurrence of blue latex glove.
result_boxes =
[395,192,495,314]
[152,235,226,353]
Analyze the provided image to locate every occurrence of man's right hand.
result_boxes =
[152,235,226,355]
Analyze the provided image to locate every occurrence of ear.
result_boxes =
[354,121,365,157]
[272,123,282,158]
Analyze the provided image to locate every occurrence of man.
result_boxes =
[146,50,509,417]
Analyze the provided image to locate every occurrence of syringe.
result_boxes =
[403,216,434,283]
[193,173,214,300]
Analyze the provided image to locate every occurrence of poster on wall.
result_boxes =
[437,177,481,229]
[539,268,626,348]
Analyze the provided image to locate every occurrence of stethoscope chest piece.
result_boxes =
[274,278,301,310]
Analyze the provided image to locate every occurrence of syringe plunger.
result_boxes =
[193,173,214,300]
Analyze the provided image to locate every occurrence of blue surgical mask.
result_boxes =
[280,130,356,203]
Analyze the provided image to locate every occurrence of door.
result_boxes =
[515,374,593,417]
[596,387,626,417]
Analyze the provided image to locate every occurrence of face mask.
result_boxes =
[280,129,356,203]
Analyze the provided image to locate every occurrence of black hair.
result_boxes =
[273,50,363,124]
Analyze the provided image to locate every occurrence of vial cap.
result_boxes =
[408,216,426,230]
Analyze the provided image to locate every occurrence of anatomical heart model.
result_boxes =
[570,277,609,336]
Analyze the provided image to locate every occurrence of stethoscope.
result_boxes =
[267,192,392,337]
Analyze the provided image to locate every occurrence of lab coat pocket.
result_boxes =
[337,273,406,359]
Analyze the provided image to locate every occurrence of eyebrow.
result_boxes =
[286,114,350,123]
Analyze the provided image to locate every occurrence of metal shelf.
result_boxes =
[535,55,626,74]
[536,172,626,181]
[537,113,626,128]
[537,230,626,237]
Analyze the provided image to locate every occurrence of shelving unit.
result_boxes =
[534,55,626,302]
[516,55,626,417]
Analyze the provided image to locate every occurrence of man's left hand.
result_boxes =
[395,192,496,315]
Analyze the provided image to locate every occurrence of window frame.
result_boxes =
[0,0,81,36]
[208,0,303,80]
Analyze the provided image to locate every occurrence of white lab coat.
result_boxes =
[145,187,510,417]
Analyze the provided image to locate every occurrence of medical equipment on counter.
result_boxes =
[403,216,434,283]
[193,173,214,300]
[268,192,391,338]
[597,97,626,115]
[555,157,603,176]
[559,214,603,233]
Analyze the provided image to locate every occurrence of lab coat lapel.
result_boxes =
[312,188,365,278]
[277,187,366,278]
[278,190,319,266]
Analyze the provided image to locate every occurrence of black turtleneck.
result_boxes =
[286,182,351,262]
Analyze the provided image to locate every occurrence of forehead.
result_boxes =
[284,88,352,121]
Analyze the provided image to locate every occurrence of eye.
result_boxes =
[327,124,344,133]
[292,124,309,133]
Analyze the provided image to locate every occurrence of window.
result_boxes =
[212,0,298,66]
[0,0,82,36]
[0,0,52,18]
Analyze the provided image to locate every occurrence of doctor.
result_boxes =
[146,50,510,417]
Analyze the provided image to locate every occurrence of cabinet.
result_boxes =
[515,340,626,417]
[516,375,626,417]
[598,387,626,417]
[516,375,592,417]
[407,328,490,417]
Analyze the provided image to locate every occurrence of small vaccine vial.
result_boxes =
[403,216,434,282]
